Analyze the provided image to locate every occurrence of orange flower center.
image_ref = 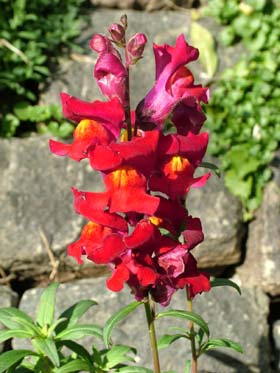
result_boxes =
[74,119,107,141]
[165,156,191,176]
[149,216,163,226]
[109,166,144,189]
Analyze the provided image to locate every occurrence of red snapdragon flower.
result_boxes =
[136,35,209,131]
[49,95,125,161]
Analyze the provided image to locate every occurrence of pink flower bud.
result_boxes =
[90,34,112,54]
[120,14,128,29]
[109,23,125,43]
[127,33,147,60]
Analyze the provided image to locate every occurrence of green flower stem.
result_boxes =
[186,287,198,373]
[144,295,161,373]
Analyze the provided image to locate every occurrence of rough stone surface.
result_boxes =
[0,286,18,352]
[0,135,104,278]
[237,181,280,296]
[273,320,280,372]
[16,277,270,372]
[40,9,243,109]
[187,158,244,269]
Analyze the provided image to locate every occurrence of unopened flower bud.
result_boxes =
[120,14,128,29]
[127,33,147,61]
[109,23,125,44]
[90,34,112,53]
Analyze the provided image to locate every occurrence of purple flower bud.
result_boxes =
[90,34,112,54]
[127,33,147,60]
[109,23,125,43]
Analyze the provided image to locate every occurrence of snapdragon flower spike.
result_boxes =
[50,19,211,305]
[136,34,209,130]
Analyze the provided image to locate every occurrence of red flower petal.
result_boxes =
[72,188,128,232]
[107,264,130,292]
[88,233,125,264]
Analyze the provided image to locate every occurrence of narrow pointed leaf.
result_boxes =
[116,367,153,373]
[210,278,241,295]
[53,360,90,373]
[0,350,37,373]
[58,340,92,366]
[156,310,209,337]
[47,317,67,337]
[56,324,103,341]
[200,161,221,177]
[190,21,218,78]
[12,316,41,336]
[0,329,33,343]
[203,338,243,354]
[184,360,191,373]
[158,333,187,349]
[57,299,98,332]
[36,282,59,327]
[103,301,142,347]
[32,338,60,367]
[0,307,35,330]
[105,345,136,369]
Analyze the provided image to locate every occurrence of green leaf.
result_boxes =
[104,345,136,369]
[103,301,142,347]
[156,310,209,337]
[0,308,39,335]
[56,324,103,341]
[116,367,153,373]
[0,350,37,373]
[57,299,98,332]
[36,282,59,328]
[211,278,241,295]
[0,329,33,343]
[200,161,221,177]
[184,360,191,373]
[58,340,92,366]
[47,318,67,337]
[202,338,243,354]
[190,21,218,78]
[158,333,188,349]
[32,338,60,367]
[53,360,90,373]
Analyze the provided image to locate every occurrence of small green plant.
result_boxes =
[0,283,142,372]
[0,281,242,373]
[202,0,280,218]
[0,0,86,138]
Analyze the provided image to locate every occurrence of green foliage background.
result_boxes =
[0,0,86,138]
[203,0,280,219]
